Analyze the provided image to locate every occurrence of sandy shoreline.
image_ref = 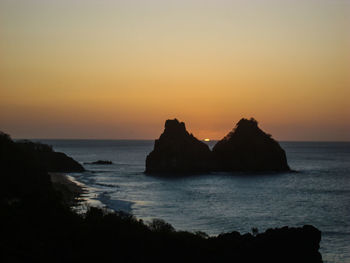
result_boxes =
[49,172,86,206]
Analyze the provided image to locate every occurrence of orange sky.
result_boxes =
[1,0,349,140]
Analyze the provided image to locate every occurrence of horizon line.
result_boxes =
[13,137,350,143]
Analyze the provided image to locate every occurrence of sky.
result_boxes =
[1,0,349,140]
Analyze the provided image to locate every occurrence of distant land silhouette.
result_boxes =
[146,118,290,174]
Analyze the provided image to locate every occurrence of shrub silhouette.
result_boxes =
[148,218,175,233]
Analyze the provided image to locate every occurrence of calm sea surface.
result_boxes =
[37,140,350,263]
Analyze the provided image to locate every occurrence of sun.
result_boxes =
[204,138,210,142]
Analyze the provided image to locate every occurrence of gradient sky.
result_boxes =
[1,0,349,140]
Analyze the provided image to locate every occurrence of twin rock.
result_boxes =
[146,118,290,174]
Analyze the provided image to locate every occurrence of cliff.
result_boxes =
[145,119,212,173]
[212,118,290,171]
[146,118,290,173]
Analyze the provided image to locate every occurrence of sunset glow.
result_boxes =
[1,0,349,140]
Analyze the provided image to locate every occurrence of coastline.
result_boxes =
[49,172,86,207]
[0,133,325,262]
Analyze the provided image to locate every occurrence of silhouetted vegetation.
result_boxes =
[0,131,321,262]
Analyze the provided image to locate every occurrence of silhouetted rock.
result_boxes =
[145,119,212,173]
[84,160,113,165]
[212,118,290,171]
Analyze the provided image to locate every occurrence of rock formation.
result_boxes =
[212,118,290,171]
[145,119,212,173]
[146,118,290,173]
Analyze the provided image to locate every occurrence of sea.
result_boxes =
[37,140,350,263]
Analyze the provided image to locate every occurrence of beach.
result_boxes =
[49,172,86,206]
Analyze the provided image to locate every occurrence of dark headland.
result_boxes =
[146,118,290,174]
[0,131,322,263]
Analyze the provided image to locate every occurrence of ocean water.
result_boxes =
[38,140,350,263]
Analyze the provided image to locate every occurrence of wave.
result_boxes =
[97,191,133,213]
[95,182,119,188]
